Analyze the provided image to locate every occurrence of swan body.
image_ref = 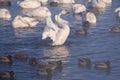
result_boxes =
[25,7,51,19]
[42,10,70,46]
[53,0,75,4]
[92,0,106,8]
[37,0,48,3]
[86,12,96,24]
[12,15,39,28]
[0,8,11,20]
[17,0,41,9]
[102,0,112,4]
[25,0,48,3]
[73,4,86,14]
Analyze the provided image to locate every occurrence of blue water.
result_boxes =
[0,0,120,80]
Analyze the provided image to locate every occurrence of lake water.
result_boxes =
[0,0,120,80]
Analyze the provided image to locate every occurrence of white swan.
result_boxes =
[0,8,11,20]
[86,12,96,24]
[102,0,112,4]
[25,0,48,3]
[92,0,106,8]
[24,7,51,19]
[12,15,39,28]
[37,0,48,3]
[42,10,70,46]
[53,0,75,4]
[17,0,41,9]
[73,4,87,14]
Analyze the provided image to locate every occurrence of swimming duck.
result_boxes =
[0,0,11,6]
[29,57,38,66]
[75,29,88,35]
[14,53,28,60]
[0,71,15,80]
[48,60,64,69]
[94,61,111,70]
[0,8,11,20]
[109,27,120,33]
[38,67,54,76]
[0,55,13,64]
[82,21,90,27]
[37,61,55,76]
[12,15,39,28]
[78,58,91,68]
[42,10,70,46]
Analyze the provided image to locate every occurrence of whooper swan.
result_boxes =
[42,10,70,46]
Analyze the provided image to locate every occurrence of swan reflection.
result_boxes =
[13,28,37,38]
[43,46,69,61]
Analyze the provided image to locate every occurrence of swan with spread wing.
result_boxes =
[42,10,70,46]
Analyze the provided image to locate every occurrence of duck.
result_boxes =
[17,0,41,9]
[0,0,11,6]
[42,10,70,46]
[52,0,75,4]
[94,61,111,70]
[29,57,38,66]
[37,62,55,76]
[75,29,88,35]
[109,27,120,33]
[73,4,87,15]
[0,71,15,80]
[82,21,90,27]
[24,7,51,20]
[0,8,11,20]
[14,53,28,60]
[0,55,13,64]
[86,12,97,24]
[37,67,54,76]
[48,60,64,69]
[78,58,91,68]
[12,15,39,28]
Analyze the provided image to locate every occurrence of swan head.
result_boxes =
[61,10,70,15]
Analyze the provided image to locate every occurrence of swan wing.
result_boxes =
[42,24,58,41]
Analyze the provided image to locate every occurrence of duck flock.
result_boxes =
[0,0,120,80]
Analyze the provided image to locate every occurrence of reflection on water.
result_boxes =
[43,46,69,62]
[13,28,39,38]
